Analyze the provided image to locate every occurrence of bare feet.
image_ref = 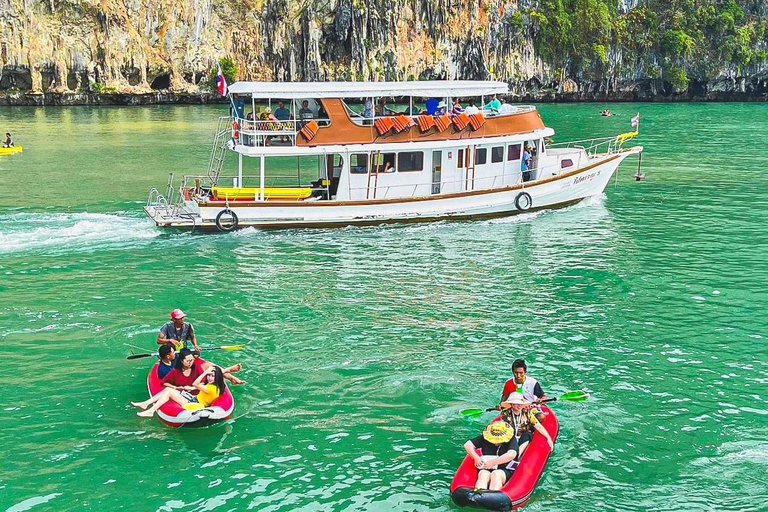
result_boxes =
[137,409,155,418]
[230,364,242,372]
[230,377,246,385]
[131,401,148,410]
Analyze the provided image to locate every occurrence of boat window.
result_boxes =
[507,144,521,161]
[491,146,504,163]
[398,151,424,172]
[475,148,487,165]
[457,149,464,168]
[561,158,574,169]
[350,153,370,174]
[372,152,397,173]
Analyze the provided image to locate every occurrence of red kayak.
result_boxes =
[450,405,559,510]
[146,362,235,427]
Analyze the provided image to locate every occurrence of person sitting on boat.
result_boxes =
[363,98,374,124]
[3,133,13,148]
[601,109,612,117]
[483,94,501,114]
[156,343,176,379]
[157,309,200,352]
[376,98,394,117]
[163,348,245,389]
[452,98,464,116]
[132,364,225,418]
[501,359,547,421]
[464,99,479,115]
[500,393,554,458]
[435,101,448,116]
[498,98,515,114]
[463,421,519,491]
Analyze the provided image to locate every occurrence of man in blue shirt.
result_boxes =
[231,93,245,119]
[156,343,176,379]
[521,146,532,181]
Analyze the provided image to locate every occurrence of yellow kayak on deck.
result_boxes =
[0,146,22,155]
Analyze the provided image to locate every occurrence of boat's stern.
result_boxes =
[144,203,200,229]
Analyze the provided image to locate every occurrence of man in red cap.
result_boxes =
[156,309,201,352]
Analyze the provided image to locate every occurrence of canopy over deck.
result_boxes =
[227,80,509,99]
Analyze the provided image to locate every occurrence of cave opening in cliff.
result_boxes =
[0,67,33,91]
[150,73,171,90]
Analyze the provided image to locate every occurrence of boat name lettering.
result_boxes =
[573,172,598,185]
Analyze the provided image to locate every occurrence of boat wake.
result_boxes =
[0,211,160,255]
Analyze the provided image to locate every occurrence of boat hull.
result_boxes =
[146,362,234,427]
[145,149,639,231]
[450,406,559,510]
[0,145,22,155]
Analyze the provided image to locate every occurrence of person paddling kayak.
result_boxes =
[500,359,547,421]
[157,309,201,352]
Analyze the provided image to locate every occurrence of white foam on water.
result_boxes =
[0,212,160,255]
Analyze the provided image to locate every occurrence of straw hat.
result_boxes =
[483,421,514,444]
[503,392,529,406]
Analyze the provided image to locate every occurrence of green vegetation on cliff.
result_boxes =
[2,0,768,98]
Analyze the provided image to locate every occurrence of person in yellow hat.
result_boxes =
[462,421,519,491]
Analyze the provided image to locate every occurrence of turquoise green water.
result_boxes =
[1,104,767,512]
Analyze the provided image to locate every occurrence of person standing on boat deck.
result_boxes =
[500,393,553,458]
[363,98,373,124]
[521,146,532,181]
[463,421,519,491]
[3,133,13,148]
[157,309,201,352]
[464,99,479,115]
[274,101,292,142]
[156,343,176,379]
[230,93,245,120]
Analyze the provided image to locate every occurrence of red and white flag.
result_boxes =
[215,64,227,96]
[630,112,640,127]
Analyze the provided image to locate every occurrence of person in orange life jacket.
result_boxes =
[157,309,200,352]
[500,359,547,421]
[499,393,554,458]
[132,364,225,417]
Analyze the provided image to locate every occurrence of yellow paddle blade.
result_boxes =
[220,344,246,350]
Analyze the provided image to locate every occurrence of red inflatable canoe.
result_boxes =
[146,362,235,427]
[450,405,559,510]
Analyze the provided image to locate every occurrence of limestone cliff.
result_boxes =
[2,0,768,101]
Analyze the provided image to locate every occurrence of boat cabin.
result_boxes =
[193,81,589,204]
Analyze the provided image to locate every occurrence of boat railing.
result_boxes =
[549,134,633,156]
[230,116,332,148]
[345,105,537,127]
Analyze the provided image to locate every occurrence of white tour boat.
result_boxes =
[145,81,642,231]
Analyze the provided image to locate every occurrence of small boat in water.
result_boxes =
[144,80,642,231]
[450,405,559,510]
[146,362,234,427]
[0,145,22,155]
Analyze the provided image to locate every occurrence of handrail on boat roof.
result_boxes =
[227,80,509,99]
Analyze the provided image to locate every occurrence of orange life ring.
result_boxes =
[232,120,240,139]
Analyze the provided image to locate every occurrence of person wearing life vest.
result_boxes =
[156,309,201,352]
[500,359,547,421]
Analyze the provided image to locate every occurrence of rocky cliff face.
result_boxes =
[2,0,768,102]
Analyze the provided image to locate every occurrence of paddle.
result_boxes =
[459,390,590,417]
[126,344,246,360]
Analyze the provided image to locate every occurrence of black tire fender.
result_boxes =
[515,192,532,211]
[215,209,238,232]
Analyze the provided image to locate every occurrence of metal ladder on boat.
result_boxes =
[207,116,231,186]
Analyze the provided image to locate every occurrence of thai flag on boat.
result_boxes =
[216,64,227,96]
[630,112,640,127]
